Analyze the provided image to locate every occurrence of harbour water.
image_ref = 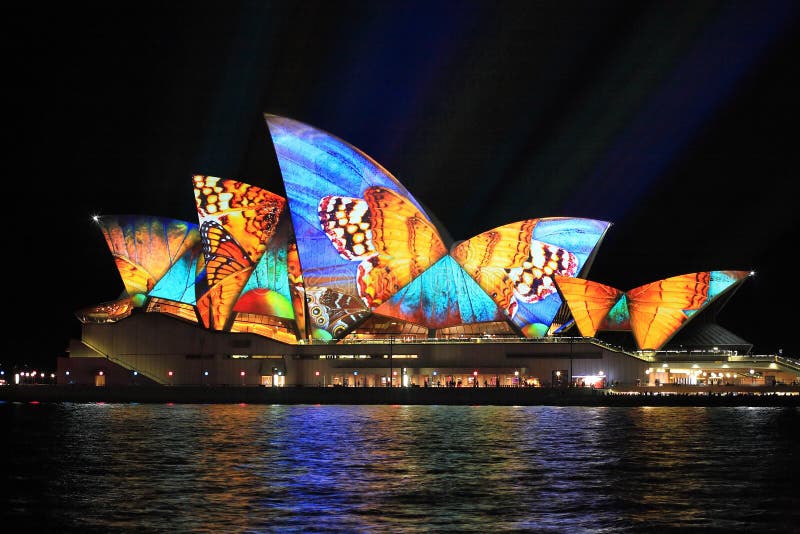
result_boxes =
[3,403,799,532]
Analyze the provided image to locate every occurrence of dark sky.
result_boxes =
[7,1,799,370]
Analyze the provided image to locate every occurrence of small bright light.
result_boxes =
[556,371,561,377]
[393,371,397,376]
[315,371,320,376]
[65,371,70,376]
[598,371,604,376]
[240,371,245,376]
[91,215,100,222]
[750,369,755,374]
[514,371,519,376]
[354,371,358,375]
[662,363,669,368]
[133,371,138,376]
[204,371,209,376]
[433,371,437,376]
[473,371,478,376]
[98,371,104,376]
[168,371,174,376]
[50,373,55,378]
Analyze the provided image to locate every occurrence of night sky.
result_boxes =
[7,1,799,370]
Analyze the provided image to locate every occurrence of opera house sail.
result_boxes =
[64,114,779,389]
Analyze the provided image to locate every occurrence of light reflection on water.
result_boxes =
[3,403,798,532]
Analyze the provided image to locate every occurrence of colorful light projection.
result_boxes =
[96,215,200,306]
[233,216,294,320]
[555,270,752,350]
[286,240,307,338]
[451,217,611,337]
[267,115,612,339]
[148,243,203,306]
[267,114,446,339]
[375,255,504,329]
[193,175,286,330]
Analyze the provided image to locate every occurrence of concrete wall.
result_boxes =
[69,313,651,387]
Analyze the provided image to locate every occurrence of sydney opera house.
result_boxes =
[59,115,800,389]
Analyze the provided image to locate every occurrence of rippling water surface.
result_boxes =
[3,403,798,532]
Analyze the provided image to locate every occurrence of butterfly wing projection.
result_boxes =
[317,186,447,308]
[553,276,624,338]
[233,217,296,322]
[97,215,200,304]
[196,268,254,330]
[305,286,371,340]
[149,243,203,305]
[359,186,447,306]
[193,175,284,258]
[287,241,307,337]
[451,219,582,332]
[555,271,751,350]
[452,218,611,337]
[193,176,286,330]
[200,220,253,287]
[114,256,157,296]
[268,115,445,339]
[451,219,538,315]
[374,255,504,328]
[626,272,711,351]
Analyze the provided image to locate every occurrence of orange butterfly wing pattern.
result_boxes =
[359,186,447,306]
[193,175,285,260]
[196,268,254,330]
[626,272,711,350]
[114,256,156,296]
[554,276,623,338]
[200,220,253,287]
[451,219,537,315]
[193,176,286,331]
[317,186,446,308]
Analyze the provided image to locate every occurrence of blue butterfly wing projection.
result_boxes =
[375,255,503,328]
[98,215,201,301]
[149,244,203,305]
[513,218,611,336]
[267,115,447,338]
[452,218,610,337]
